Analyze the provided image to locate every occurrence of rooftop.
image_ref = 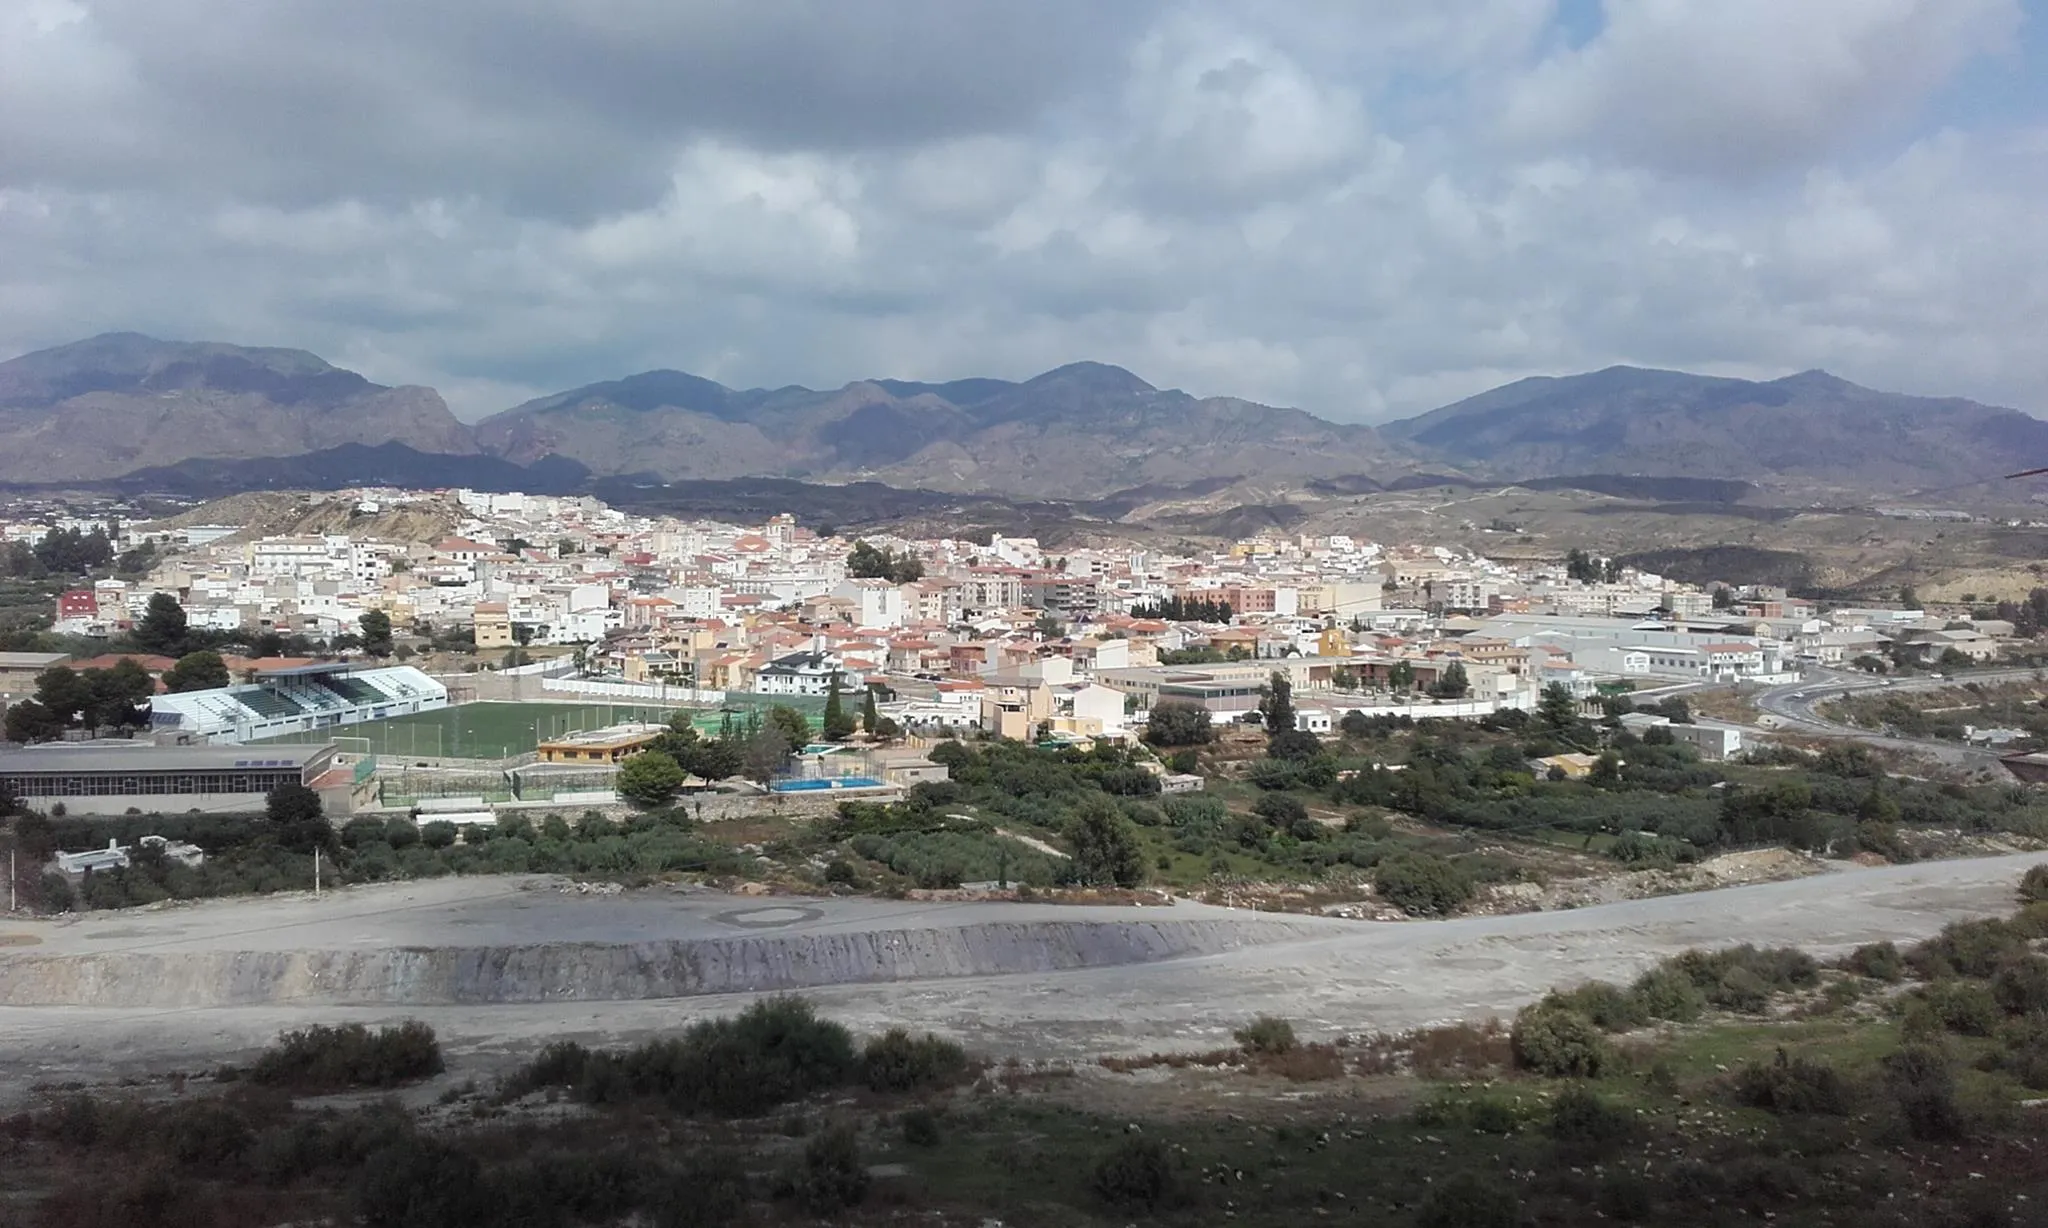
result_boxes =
[0,742,335,773]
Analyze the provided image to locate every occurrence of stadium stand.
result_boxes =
[151,664,447,744]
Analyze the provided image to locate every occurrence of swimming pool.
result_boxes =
[769,776,886,792]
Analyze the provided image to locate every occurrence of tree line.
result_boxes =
[1129,596,1234,622]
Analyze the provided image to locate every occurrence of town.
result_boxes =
[2,484,2036,823]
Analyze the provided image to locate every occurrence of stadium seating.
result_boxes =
[238,689,305,719]
[317,676,385,705]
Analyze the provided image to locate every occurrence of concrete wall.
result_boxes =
[15,792,270,817]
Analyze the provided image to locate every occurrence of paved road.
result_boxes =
[1746,667,2044,770]
[1,854,2042,1093]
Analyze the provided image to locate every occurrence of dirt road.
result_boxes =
[1,853,2041,1093]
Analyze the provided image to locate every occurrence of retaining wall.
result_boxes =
[0,916,1324,1008]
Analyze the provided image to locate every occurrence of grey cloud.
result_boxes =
[1,0,1157,216]
[1,1,2045,430]
[1500,0,2022,177]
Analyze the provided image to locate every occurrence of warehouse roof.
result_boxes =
[0,743,334,773]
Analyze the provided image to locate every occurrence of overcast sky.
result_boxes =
[3,0,2045,422]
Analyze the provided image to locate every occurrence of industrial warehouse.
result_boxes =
[0,743,341,815]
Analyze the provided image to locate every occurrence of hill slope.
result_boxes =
[0,333,476,481]
[1381,366,2048,488]
[474,361,1404,498]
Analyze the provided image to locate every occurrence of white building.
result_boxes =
[754,651,846,697]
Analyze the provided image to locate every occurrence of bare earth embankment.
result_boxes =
[0,854,2043,1096]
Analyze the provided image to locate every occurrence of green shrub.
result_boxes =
[1511,1002,1614,1078]
[1627,966,1706,1022]
[2018,863,2048,904]
[1552,982,1647,1031]
[1991,955,2048,1016]
[1233,1015,1298,1056]
[160,1099,253,1169]
[355,1139,498,1228]
[1842,941,1906,982]
[1885,1044,1968,1141]
[1983,1017,2048,1090]
[1545,1086,1633,1145]
[1412,1092,1525,1135]
[901,1106,943,1147]
[793,1122,868,1216]
[1913,981,2002,1037]
[1668,945,1818,1012]
[250,1021,443,1092]
[648,1162,748,1228]
[1417,1173,1528,1228]
[1373,851,1475,916]
[861,1028,969,1093]
[500,1040,595,1101]
[1091,1135,1177,1211]
[1909,919,2026,980]
[1731,1048,1852,1115]
[521,998,857,1116]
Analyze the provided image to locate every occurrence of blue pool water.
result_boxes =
[770,776,885,792]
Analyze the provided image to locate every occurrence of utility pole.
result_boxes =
[314,847,321,899]
[9,849,15,913]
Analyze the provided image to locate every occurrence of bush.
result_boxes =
[1234,1015,1297,1056]
[250,1021,444,1092]
[1843,941,1906,982]
[2018,863,2048,904]
[1627,966,1706,1023]
[500,1040,594,1100]
[1546,1086,1633,1145]
[1090,1136,1177,1211]
[793,1122,868,1216]
[901,1106,943,1147]
[1885,1044,1968,1140]
[160,1099,254,1169]
[1984,1017,2048,1090]
[1250,792,1308,827]
[1511,1002,1614,1077]
[1909,919,2026,980]
[1669,945,1819,1012]
[355,1139,498,1228]
[1913,981,2002,1037]
[538,997,857,1116]
[1417,1173,1528,1228]
[1732,1048,1852,1115]
[1991,954,2048,1016]
[1552,982,1647,1031]
[1373,851,1475,916]
[1144,700,1213,747]
[1413,1091,1525,1134]
[861,1028,969,1093]
[649,1162,748,1228]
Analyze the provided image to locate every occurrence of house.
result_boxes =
[755,651,845,697]
[0,651,68,698]
[981,673,1054,741]
[473,601,515,649]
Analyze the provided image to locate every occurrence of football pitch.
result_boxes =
[248,695,831,760]
[250,701,682,760]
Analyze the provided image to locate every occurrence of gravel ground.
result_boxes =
[1,852,2042,1097]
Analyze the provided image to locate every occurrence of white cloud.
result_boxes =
[0,0,2045,430]
[1502,0,2022,176]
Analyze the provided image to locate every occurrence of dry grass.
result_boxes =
[1351,1020,1513,1077]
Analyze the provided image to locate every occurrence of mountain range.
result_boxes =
[3,332,2043,497]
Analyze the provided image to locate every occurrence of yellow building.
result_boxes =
[536,726,664,764]
[473,601,514,649]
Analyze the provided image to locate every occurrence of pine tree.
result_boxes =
[822,675,855,742]
[861,686,880,733]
